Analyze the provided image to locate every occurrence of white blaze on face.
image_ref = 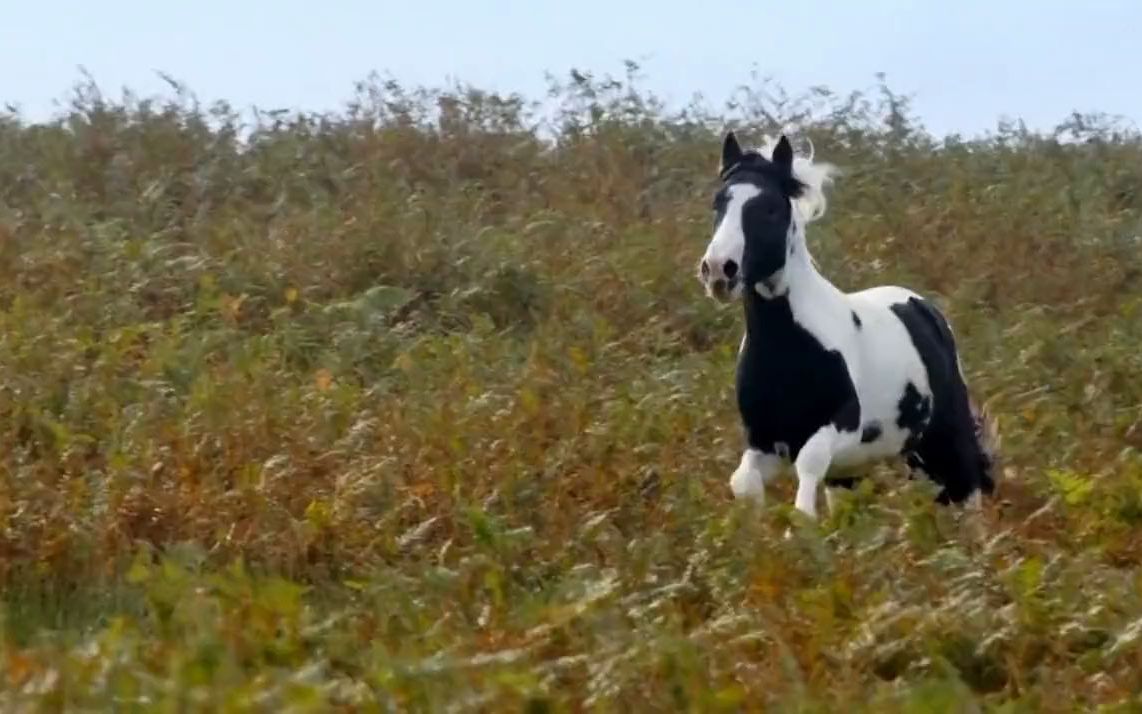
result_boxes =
[699,183,761,301]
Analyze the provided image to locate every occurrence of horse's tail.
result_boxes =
[970,396,1002,495]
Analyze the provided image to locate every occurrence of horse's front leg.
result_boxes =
[793,423,859,519]
[729,448,782,504]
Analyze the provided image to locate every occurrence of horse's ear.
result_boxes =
[721,131,744,174]
[771,135,794,173]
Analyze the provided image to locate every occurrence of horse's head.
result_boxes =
[697,131,836,302]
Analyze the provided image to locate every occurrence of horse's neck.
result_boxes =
[743,252,847,340]
[787,250,846,305]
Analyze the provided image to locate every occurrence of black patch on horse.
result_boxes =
[896,381,931,433]
[860,422,882,444]
[737,293,861,460]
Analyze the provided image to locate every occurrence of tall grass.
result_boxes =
[1,66,1141,710]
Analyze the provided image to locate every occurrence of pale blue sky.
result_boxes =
[3,1,1140,137]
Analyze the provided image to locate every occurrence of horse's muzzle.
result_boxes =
[708,277,740,302]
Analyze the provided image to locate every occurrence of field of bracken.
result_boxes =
[1,67,1142,711]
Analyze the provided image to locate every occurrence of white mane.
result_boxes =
[752,134,839,225]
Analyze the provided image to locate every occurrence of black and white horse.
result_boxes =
[698,131,998,519]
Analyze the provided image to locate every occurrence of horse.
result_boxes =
[697,131,999,519]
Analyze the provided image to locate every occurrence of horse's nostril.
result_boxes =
[724,260,738,279]
[700,260,710,278]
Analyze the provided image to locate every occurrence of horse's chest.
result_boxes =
[735,324,857,456]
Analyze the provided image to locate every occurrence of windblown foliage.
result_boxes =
[1,66,1141,710]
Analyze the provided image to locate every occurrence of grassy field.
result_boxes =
[1,69,1142,711]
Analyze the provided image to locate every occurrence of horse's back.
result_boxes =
[847,284,925,309]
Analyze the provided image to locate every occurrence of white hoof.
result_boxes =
[729,455,766,503]
[793,498,818,521]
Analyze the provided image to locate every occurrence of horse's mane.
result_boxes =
[750,135,839,225]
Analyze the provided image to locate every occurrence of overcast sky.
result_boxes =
[3,0,1140,137]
